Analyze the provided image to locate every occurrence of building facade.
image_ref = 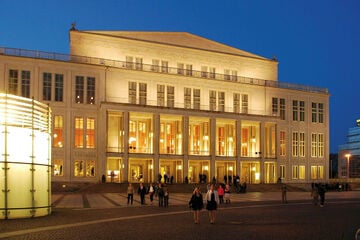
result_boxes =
[338,119,360,179]
[0,28,330,184]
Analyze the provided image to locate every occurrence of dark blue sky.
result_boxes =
[1,0,359,153]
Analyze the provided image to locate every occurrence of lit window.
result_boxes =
[53,115,63,148]
[75,76,84,103]
[75,117,84,148]
[86,118,95,148]
[74,160,84,177]
[53,159,63,176]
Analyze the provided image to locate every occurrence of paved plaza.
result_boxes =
[1,191,359,239]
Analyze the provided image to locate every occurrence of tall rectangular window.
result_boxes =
[193,89,200,110]
[152,59,160,72]
[53,115,63,148]
[139,83,147,105]
[43,72,52,101]
[157,84,165,106]
[75,76,84,103]
[87,77,95,104]
[107,112,124,153]
[292,165,299,179]
[186,64,192,76]
[74,160,84,177]
[231,70,238,81]
[272,98,278,115]
[21,70,30,98]
[224,69,230,80]
[184,87,191,109]
[280,131,286,156]
[218,92,225,112]
[135,57,143,70]
[75,117,84,148]
[234,93,240,113]
[241,94,248,114]
[209,90,216,111]
[86,118,95,148]
[299,165,305,179]
[129,81,137,104]
[318,133,324,157]
[201,66,208,78]
[311,133,317,157]
[55,74,64,102]
[152,59,160,71]
[292,100,298,121]
[280,165,285,179]
[312,102,317,123]
[209,67,216,79]
[280,98,286,120]
[299,101,305,121]
[126,56,133,69]
[318,103,324,123]
[86,160,96,177]
[177,63,184,75]
[8,69,18,95]
[292,131,298,157]
[299,132,305,157]
[161,60,168,73]
[53,159,63,176]
[167,86,174,107]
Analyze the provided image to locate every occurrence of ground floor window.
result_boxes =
[188,160,210,183]
[159,159,183,183]
[74,160,84,177]
[128,158,153,183]
[53,159,63,176]
[106,157,125,182]
[264,162,276,183]
[215,160,236,184]
[240,162,260,184]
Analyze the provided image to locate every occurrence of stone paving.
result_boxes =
[52,190,360,209]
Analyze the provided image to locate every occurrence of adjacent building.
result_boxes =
[0,27,330,184]
[338,119,360,179]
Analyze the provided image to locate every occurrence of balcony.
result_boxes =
[0,47,328,94]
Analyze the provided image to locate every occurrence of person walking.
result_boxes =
[157,183,164,207]
[138,182,147,205]
[126,182,134,205]
[311,184,319,205]
[148,183,155,205]
[163,184,169,207]
[281,183,288,204]
[189,187,203,224]
[205,184,219,224]
[224,184,231,204]
[317,183,326,207]
[217,184,224,204]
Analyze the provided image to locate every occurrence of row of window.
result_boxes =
[130,81,249,113]
[8,69,95,104]
[53,114,325,158]
[272,97,324,123]
[53,157,324,181]
[126,56,238,81]
[279,165,324,180]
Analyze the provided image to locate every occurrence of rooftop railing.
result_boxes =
[0,47,328,94]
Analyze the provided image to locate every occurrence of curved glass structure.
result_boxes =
[0,93,51,219]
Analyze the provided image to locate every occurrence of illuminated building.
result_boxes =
[338,119,360,179]
[0,27,330,184]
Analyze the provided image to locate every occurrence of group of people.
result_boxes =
[126,182,169,207]
[189,183,232,224]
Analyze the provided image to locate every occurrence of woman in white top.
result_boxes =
[205,184,219,224]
